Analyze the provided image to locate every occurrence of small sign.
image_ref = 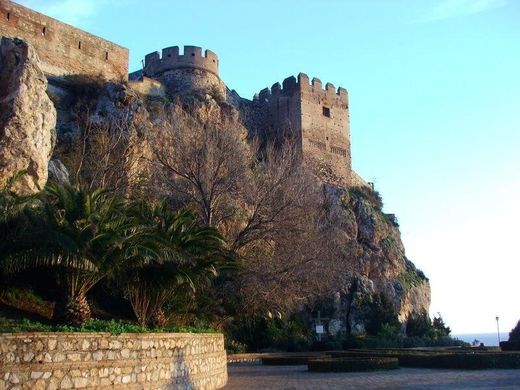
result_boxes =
[316,325,324,334]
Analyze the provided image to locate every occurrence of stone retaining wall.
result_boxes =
[0,332,227,389]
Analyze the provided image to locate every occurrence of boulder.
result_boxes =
[0,37,56,194]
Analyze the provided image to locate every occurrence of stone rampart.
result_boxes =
[252,73,351,187]
[128,76,166,97]
[0,0,128,81]
[144,46,219,77]
[143,46,225,98]
[0,332,227,389]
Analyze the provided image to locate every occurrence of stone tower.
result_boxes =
[252,73,351,186]
[143,45,226,98]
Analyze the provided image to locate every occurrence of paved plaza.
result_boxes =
[224,364,520,389]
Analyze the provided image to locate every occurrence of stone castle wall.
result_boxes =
[0,332,227,389]
[0,0,128,81]
[252,73,351,186]
[128,76,166,98]
[143,46,226,98]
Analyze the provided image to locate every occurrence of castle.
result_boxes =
[0,0,369,188]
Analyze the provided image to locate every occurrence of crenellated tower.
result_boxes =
[142,45,225,98]
[251,73,351,186]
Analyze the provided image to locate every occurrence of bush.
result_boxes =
[262,354,323,365]
[406,312,432,337]
[308,357,399,372]
[509,320,520,342]
[342,335,365,349]
[398,352,520,369]
[311,340,342,351]
[330,349,520,369]
[359,293,400,336]
[224,316,310,352]
[0,317,215,334]
[349,187,384,210]
[500,341,520,351]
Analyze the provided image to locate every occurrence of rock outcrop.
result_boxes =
[0,38,427,329]
[325,185,431,330]
[0,38,56,194]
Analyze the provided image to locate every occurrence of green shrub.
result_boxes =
[500,341,520,351]
[509,320,520,342]
[330,349,520,369]
[308,357,399,372]
[406,312,433,337]
[398,352,520,369]
[262,354,322,365]
[225,316,310,352]
[311,340,342,351]
[342,335,365,349]
[0,317,215,334]
[348,187,384,210]
[359,293,400,336]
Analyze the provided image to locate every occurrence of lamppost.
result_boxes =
[496,316,500,346]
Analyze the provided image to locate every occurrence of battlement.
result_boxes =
[144,46,220,78]
[255,73,348,108]
[0,0,128,80]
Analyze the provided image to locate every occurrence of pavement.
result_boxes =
[224,363,520,389]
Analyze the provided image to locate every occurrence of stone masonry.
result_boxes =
[0,332,227,389]
[139,46,226,99]
[248,73,351,186]
[0,0,357,188]
[0,0,128,81]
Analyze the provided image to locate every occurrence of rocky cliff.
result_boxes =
[0,37,56,194]
[0,37,429,328]
[324,186,430,329]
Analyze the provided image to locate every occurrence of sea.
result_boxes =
[453,332,509,347]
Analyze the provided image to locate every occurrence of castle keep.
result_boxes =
[251,74,351,186]
[0,0,365,188]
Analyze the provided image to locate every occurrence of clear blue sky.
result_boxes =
[19,0,520,335]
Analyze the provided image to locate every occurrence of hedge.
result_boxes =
[330,349,520,369]
[500,341,520,351]
[308,357,399,372]
[262,354,327,365]
[398,352,520,369]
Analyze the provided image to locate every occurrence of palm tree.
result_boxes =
[125,201,233,327]
[3,183,155,326]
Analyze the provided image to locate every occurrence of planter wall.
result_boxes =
[0,332,227,389]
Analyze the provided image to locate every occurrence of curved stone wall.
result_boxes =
[0,332,227,389]
[158,68,226,98]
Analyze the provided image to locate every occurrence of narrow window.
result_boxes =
[6,12,10,21]
[322,106,331,118]
[42,26,46,36]
[78,41,82,50]
[105,51,109,61]
[191,53,195,56]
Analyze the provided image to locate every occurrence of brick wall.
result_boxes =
[0,0,128,81]
[0,332,227,389]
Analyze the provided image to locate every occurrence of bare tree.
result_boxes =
[152,101,356,316]
[153,104,250,226]
[56,115,148,195]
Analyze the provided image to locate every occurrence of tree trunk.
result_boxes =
[53,293,91,326]
[150,307,166,328]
